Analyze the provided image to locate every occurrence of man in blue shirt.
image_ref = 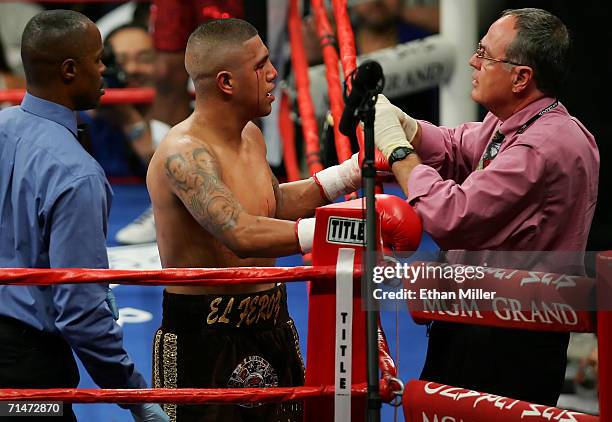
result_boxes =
[0,10,167,422]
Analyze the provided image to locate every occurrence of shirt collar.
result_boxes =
[499,96,557,136]
[20,92,78,138]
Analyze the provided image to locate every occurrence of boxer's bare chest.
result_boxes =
[217,152,276,219]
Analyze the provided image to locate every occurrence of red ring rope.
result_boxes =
[278,89,302,182]
[287,0,324,176]
[0,88,155,105]
[331,0,366,151]
[0,385,367,404]
[331,0,357,79]
[0,266,361,286]
[310,0,353,165]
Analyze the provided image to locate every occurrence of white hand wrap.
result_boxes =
[313,153,360,202]
[374,94,417,159]
[296,218,316,254]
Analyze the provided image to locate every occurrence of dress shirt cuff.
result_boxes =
[407,164,442,203]
[416,120,447,165]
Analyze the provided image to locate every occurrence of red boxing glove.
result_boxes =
[376,194,422,253]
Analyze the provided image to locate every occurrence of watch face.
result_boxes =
[390,146,414,166]
[395,149,408,160]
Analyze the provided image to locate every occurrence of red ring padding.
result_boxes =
[597,251,612,422]
[403,380,598,421]
[406,263,596,333]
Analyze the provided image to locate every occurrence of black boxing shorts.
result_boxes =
[152,284,304,422]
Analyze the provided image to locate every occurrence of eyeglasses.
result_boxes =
[475,42,523,67]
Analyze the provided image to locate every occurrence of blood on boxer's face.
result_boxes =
[239,35,277,117]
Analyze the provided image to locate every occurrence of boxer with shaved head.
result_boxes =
[147,17,417,421]
[148,18,342,421]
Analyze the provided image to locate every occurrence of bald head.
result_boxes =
[21,10,94,86]
[185,18,258,87]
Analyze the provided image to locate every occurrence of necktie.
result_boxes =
[476,129,505,170]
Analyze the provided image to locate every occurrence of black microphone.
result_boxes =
[339,60,384,138]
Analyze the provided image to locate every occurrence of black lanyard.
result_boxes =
[478,100,558,170]
[515,100,558,135]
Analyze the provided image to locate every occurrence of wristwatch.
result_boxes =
[388,146,415,167]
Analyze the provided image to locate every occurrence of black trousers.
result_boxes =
[420,321,569,406]
[0,316,79,421]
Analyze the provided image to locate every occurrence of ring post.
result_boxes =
[305,199,381,421]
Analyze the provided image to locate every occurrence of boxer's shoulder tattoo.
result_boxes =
[271,174,283,216]
[165,146,242,234]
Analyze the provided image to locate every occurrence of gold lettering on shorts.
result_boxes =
[266,292,276,320]
[272,290,281,323]
[206,297,222,325]
[204,289,283,328]
[236,296,251,328]
[247,296,260,326]
[218,297,234,324]
[256,294,270,323]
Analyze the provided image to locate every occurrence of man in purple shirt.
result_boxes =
[373,8,599,405]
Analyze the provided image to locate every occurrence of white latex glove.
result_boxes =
[374,94,418,159]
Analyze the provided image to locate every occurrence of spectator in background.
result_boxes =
[149,0,246,127]
[352,0,435,54]
[401,0,439,33]
[101,23,159,165]
[80,23,170,245]
[350,0,439,123]
[96,1,151,41]
[0,37,24,109]
[149,1,290,172]
[0,1,43,78]
[299,0,439,169]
